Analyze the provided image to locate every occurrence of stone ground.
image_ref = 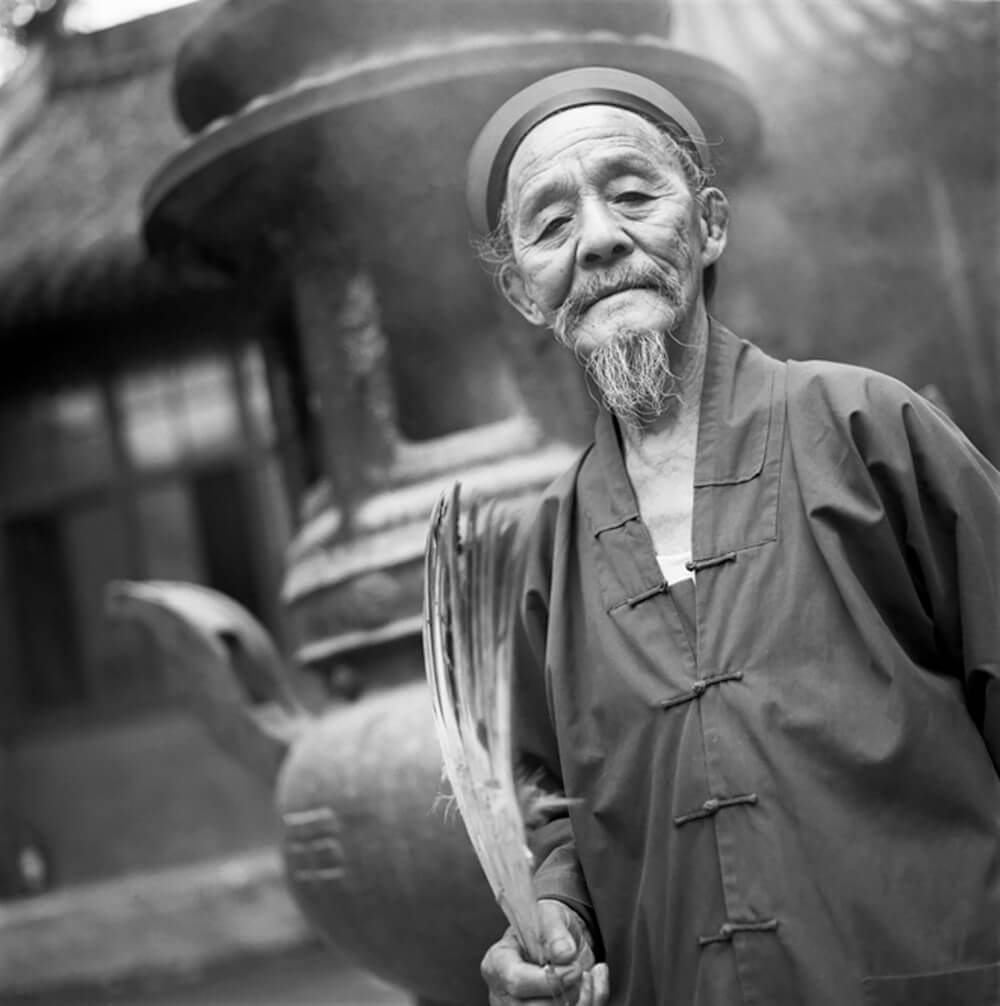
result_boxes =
[8,944,414,1006]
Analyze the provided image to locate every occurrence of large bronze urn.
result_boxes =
[132,2,761,1002]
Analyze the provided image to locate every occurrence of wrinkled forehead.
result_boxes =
[505,105,672,202]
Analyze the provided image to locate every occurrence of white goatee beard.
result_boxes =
[547,263,690,427]
[582,328,680,429]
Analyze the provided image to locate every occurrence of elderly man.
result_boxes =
[464,68,1000,1006]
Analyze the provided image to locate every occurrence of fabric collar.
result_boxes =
[586,319,780,534]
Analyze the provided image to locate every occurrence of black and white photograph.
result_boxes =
[0,1,996,1004]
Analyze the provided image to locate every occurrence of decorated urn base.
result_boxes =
[108,418,579,1005]
[278,678,502,1004]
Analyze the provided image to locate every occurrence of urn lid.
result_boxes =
[144,31,762,267]
[172,0,675,132]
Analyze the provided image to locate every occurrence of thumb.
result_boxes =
[538,899,581,965]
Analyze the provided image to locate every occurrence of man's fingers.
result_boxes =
[591,964,610,1006]
[505,962,583,1000]
[539,903,576,963]
[480,919,602,1006]
[574,964,610,1006]
[538,900,596,977]
[487,983,582,1006]
[488,994,560,1006]
[490,999,574,1006]
[482,937,582,1002]
[538,899,592,967]
[575,970,594,1006]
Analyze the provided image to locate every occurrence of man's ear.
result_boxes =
[698,187,730,267]
[499,265,546,326]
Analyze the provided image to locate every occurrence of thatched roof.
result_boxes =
[0,69,180,327]
[0,3,218,333]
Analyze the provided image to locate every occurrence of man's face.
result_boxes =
[501,105,722,358]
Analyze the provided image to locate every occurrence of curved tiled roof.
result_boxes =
[0,3,217,331]
[0,67,182,325]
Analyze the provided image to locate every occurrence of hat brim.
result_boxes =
[467,66,725,235]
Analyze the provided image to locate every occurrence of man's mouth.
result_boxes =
[583,284,660,312]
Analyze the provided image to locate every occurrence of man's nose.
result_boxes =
[576,200,633,267]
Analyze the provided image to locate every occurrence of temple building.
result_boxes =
[0,2,288,892]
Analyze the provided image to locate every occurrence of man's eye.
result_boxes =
[615,191,652,204]
[537,216,570,240]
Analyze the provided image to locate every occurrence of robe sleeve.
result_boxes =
[798,366,1000,771]
[510,497,602,953]
[881,388,1000,771]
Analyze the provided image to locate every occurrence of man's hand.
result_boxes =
[480,899,610,1005]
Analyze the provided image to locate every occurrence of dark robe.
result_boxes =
[513,321,1000,1005]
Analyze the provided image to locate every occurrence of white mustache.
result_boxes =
[553,266,682,347]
